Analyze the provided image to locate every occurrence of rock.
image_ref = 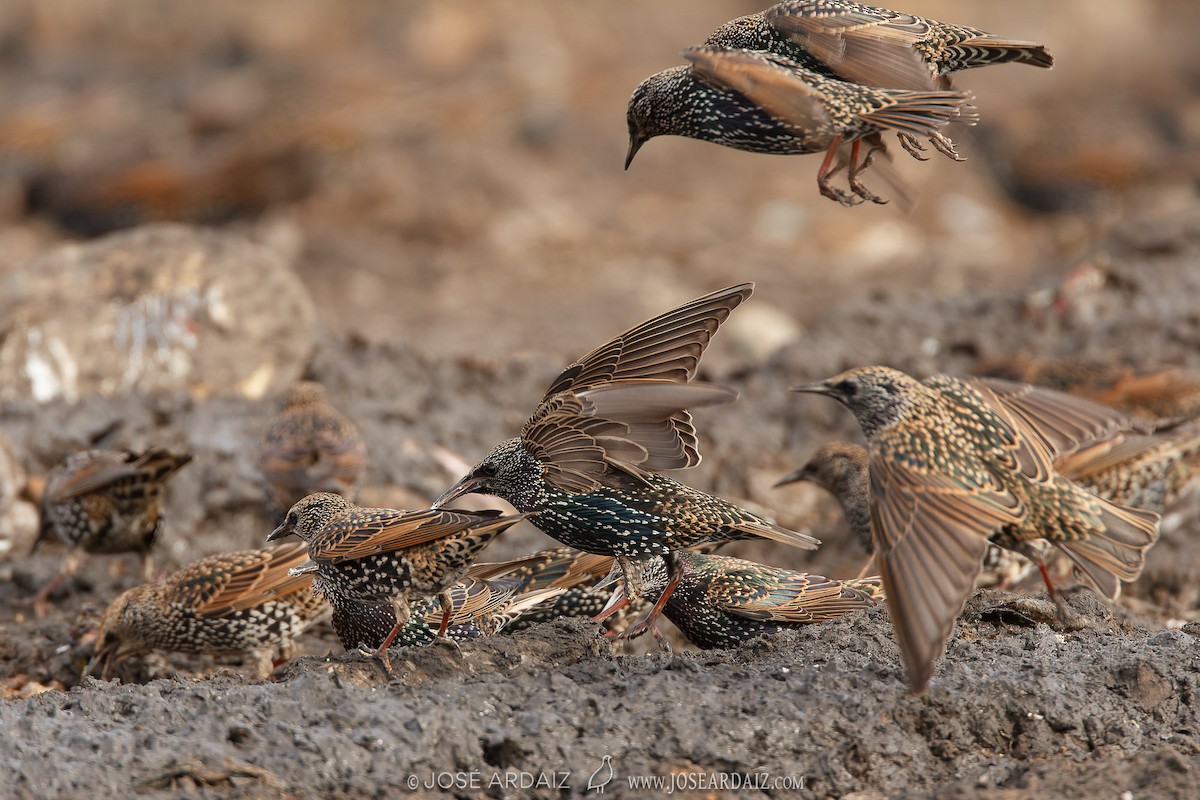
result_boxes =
[0,431,38,560]
[0,225,316,403]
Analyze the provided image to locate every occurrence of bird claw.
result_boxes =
[928,131,966,162]
[897,133,930,161]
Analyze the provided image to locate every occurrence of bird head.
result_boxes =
[433,438,539,510]
[268,492,351,543]
[85,586,153,679]
[625,66,694,169]
[774,441,869,492]
[282,380,328,410]
[791,366,919,437]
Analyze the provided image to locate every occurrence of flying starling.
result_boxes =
[777,441,1046,589]
[604,550,880,650]
[792,366,1161,692]
[87,541,328,680]
[266,493,525,672]
[627,45,976,205]
[757,2,1053,92]
[434,284,818,639]
[34,448,192,612]
[257,381,367,522]
[329,576,564,652]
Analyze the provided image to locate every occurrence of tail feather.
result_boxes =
[866,90,978,137]
[736,518,821,551]
[956,38,1054,70]
[1054,500,1159,598]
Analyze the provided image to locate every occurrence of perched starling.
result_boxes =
[266,493,524,672]
[88,541,327,679]
[329,576,564,651]
[257,381,367,522]
[757,2,1053,92]
[434,284,818,638]
[34,448,192,611]
[793,366,1160,692]
[627,45,976,205]
[606,550,880,650]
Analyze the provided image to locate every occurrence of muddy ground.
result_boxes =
[2,1,1200,798]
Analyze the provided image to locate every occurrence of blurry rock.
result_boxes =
[0,430,38,560]
[0,224,316,404]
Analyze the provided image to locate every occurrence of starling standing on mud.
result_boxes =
[793,367,1160,692]
[604,550,880,650]
[34,448,192,610]
[434,285,818,638]
[626,46,976,205]
[266,492,525,672]
[257,381,367,522]
[87,541,327,679]
[328,576,564,651]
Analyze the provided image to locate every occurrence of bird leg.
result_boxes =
[896,132,930,161]
[435,591,453,639]
[141,551,156,582]
[607,552,683,642]
[816,134,862,206]
[855,555,877,580]
[847,139,888,205]
[30,550,84,618]
[365,596,412,674]
[1027,549,1082,629]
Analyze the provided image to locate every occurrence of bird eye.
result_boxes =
[836,379,858,397]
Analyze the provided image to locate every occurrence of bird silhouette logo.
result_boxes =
[587,754,614,793]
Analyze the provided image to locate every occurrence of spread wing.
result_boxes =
[523,382,738,492]
[542,284,751,398]
[973,377,1153,459]
[170,542,314,617]
[309,508,517,564]
[766,1,939,91]
[868,442,1019,692]
[45,449,189,502]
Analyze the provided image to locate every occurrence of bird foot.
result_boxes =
[897,133,930,161]
[928,131,966,162]
[819,181,865,207]
[357,644,396,675]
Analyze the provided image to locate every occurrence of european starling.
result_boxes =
[758,2,1053,92]
[257,381,367,522]
[329,576,564,651]
[266,493,525,672]
[88,541,327,680]
[434,284,818,638]
[606,550,880,650]
[793,366,1160,692]
[34,448,192,611]
[627,45,976,205]
[777,441,1045,589]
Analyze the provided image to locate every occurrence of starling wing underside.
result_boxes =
[543,284,752,397]
[868,449,1020,692]
[974,377,1155,459]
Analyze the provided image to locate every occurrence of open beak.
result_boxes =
[789,380,834,396]
[624,137,644,170]
[266,522,292,543]
[432,473,486,509]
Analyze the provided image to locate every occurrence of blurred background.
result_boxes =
[0,0,1197,356]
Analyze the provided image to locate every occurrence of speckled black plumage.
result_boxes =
[435,285,818,620]
[630,550,880,649]
[90,542,327,679]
